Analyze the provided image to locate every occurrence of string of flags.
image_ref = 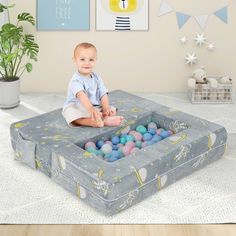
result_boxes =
[158,0,236,29]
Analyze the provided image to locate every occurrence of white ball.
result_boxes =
[101,144,112,154]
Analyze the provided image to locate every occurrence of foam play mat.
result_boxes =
[10,90,227,215]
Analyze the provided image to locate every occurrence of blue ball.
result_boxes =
[148,128,156,135]
[112,144,119,150]
[108,156,118,162]
[160,130,170,138]
[104,153,112,159]
[111,136,120,145]
[152,135,162,143]
[143,132,153,141]
[111,150,120,159]
[96,140,105,149]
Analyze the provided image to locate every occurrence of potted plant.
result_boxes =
[0,2,39,108]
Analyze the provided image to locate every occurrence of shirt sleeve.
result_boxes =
[97,76,109,99]
[69,79,85,98]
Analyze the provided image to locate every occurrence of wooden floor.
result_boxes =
[0,225,235,236]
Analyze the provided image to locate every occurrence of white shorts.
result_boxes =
[62,103,116,127]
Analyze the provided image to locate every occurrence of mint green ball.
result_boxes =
[136,125,147,134]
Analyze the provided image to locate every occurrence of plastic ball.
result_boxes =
[143,132,153,141]
[147,140,155,146]
[126,134,135,142]
[86,147,97,154]
[105,140,112,146]
[147,122,157,130]
[148,128,156,135]
[160,130,170,138]
[84,141,96,150]
[152,135,162,143]
[136,125,147,134]
[111,150,120,159]
[96,150,104,157]
[122,146,132,156]
[101,144,112,154]
[108,156,118,162]
[104,153,112,159]
[132,131,143,141]
[125,141,135,148]
[135,140,142,148]
[111,136,120,145]
[112,144,119,150]
[129,130,136,136]
[96,140,105,149]
[120,136,126,145]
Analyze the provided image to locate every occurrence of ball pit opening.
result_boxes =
[84,121,174,162]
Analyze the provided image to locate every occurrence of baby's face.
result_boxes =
[74,47,97,77]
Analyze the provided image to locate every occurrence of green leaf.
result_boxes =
[25,63,32,72]
[0,3,15,13]
[17,12,35,25]
[0,3,7,13]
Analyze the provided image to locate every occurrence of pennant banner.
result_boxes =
[214,6,228,23]
[176,12,191,29]
[158,0,232,30]
[194,15,209,29]
[159,0,173,16]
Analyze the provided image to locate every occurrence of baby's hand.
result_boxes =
[102,107,116,117]
[89,108,102,121]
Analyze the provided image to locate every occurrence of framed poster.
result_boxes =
[37,0,90,30]
[96,0,149,31]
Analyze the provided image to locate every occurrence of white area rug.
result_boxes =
[0,92,235,224]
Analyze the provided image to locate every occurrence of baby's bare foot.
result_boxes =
[103,116,124,127]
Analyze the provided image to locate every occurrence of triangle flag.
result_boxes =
[194,15,209,29]
[214,6,228,24]
[176,12,191,29]
[159,0,173,16]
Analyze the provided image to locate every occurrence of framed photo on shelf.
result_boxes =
[37,0,90,30]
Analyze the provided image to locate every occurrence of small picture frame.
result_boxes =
[37,0,90,31]
[96,0,149,31]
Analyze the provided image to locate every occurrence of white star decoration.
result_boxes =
[194,33,206,46]
[185,52,197,65]
[180,36,188,44]
[207,43,215,51]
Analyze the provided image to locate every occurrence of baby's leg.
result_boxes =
[72,118,104,128]
[103,116,124,127]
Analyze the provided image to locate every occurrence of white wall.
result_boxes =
[10,0,236,93]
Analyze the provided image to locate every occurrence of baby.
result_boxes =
[62,42,124,127]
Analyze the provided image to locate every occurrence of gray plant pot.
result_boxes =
[0,78,20,109]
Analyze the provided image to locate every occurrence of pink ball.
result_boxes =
[125,141,135,148]
[132,132,143,141]
[84,141,96,150]
[129,130,136,135]
[122,146,132,156]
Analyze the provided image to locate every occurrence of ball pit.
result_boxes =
[84,121,173,162]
